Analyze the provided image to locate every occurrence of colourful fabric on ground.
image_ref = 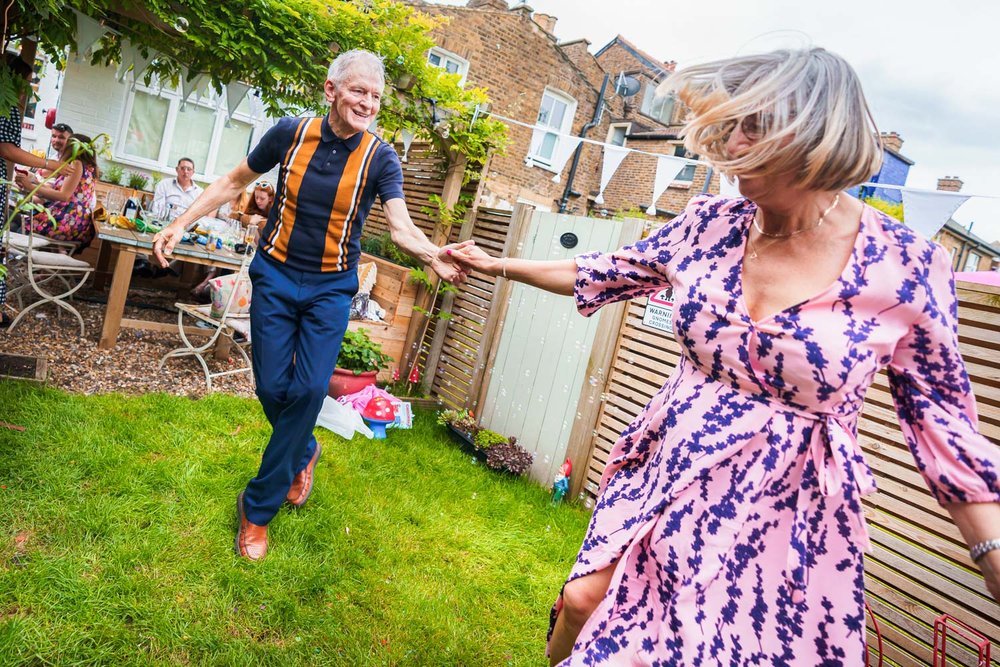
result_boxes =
[555,195,1000,665]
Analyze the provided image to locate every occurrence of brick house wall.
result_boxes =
[415,1,613,213]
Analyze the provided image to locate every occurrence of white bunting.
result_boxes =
[73,11,108,62]
[719,175,741,198]
[116,41,158,83]
[180,72,206,110]
[900,189,971,238]
[549,135,583,184]
[645,155,689,214]
[594,145,630,205]
[225,81,251,121]
[400,128,415,162]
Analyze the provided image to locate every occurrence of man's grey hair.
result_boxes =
[327,49,386,90]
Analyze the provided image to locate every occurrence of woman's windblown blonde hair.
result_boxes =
[662,48,882,192]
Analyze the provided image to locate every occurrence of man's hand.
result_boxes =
[13,171,36,191]
[151,224,186,268]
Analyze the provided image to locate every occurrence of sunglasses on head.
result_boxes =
[52,123,73,133]
[255,181,272,189]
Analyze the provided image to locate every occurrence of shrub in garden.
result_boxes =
[473,428,507,451]
[485,437,535,476]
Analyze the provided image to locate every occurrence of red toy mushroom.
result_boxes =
[362,396,396,439]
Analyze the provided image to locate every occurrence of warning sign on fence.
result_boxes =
[642,289,674,334]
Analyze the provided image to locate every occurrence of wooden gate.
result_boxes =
[475,211,643,486]
[576,277,1000,666]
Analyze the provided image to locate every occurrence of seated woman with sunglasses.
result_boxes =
[228,181,274,230]
[15,132,99,248]
[451,47,1000,665]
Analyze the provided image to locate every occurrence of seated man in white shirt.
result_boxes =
[151,157,203,219]
[138,157,203,277]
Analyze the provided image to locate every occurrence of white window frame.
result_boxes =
[606,122,630,147]
[427,47,469,86]
[115,80,260,181]
[963,251,981,272]
[528,88,577,172]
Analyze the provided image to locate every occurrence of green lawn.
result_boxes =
[0,382,591,665]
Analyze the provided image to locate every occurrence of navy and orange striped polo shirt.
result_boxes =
[246,114,404,273]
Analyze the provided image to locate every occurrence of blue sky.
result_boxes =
[429,0,1000,243]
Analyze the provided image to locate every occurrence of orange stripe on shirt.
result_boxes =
[268,118,322,263]
[322,132,379,272]
[337,139,380,272]
[264,118,308,253]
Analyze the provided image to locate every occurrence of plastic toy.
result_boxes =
[361,396,396,440]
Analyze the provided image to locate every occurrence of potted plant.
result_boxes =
[126,171,149,191]
[328,328,394,398]
[102,163,124,185]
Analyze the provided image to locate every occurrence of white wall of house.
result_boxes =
[28,59,278,187]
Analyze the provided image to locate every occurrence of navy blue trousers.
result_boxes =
[244,252,358,525]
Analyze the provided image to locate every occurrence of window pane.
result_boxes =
[428,52,441,66]
[609,126,627,146]
[168,103,215,172]
[215,119,254,176]
[674,145,696,181]
[537,95,554,126]
[124,91,170,161]
[538,132,557,161]
[549,98,567,129]
[445,60,460,74]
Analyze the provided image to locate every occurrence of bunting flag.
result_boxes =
[593,145,630,205]
[73,11,108,62]
[901,189,971,238]
[399,128,415,162]
[180,72,206,110]
[225,81,252,121]
[550,135,583,184]
[116,41,157,83]
[645,155,689,214]
[719,175,741,198]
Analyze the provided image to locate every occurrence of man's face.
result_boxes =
[324,68,383,136]
[176,161,195,186]
[50,129,71,153]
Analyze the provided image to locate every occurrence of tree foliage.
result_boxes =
[2,0,507,163]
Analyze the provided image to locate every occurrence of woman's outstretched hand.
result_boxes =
[450,244,503,277]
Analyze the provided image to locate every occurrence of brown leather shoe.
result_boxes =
[235,492,268,561]
[286,443,322,508]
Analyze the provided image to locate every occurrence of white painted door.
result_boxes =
[480,211,640,488]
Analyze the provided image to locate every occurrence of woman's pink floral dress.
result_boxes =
[556,195,1000,666]
[31,162,96,245]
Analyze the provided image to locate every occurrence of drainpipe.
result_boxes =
[558,73,610,214]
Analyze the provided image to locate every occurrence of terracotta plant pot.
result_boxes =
[328,367,377,398]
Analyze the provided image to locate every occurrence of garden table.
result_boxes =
[93,219,244,350]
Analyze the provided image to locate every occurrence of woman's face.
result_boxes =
[254,188,272,209]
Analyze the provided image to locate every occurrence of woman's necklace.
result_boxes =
[753,193,841,238]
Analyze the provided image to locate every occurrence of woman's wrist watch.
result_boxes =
[970,538,1000,563]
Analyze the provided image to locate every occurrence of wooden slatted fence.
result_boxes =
[362,142,447,242]
[579,281,1000,666]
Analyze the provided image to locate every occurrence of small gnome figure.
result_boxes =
[551,458,572,504]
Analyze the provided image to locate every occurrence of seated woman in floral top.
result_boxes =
[16,133,99,247]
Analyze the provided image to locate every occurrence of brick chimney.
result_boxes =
[937,176,963,192]
[880,131,903,153]
[532,12,557,34]
[467,0,509,9]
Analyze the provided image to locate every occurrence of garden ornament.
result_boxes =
[362,396,396,440]
[551,458,572,504]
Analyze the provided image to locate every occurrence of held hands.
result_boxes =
[430,240,476,284]
[449,243,503,277]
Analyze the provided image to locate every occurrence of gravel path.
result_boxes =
[1,285,255,398]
